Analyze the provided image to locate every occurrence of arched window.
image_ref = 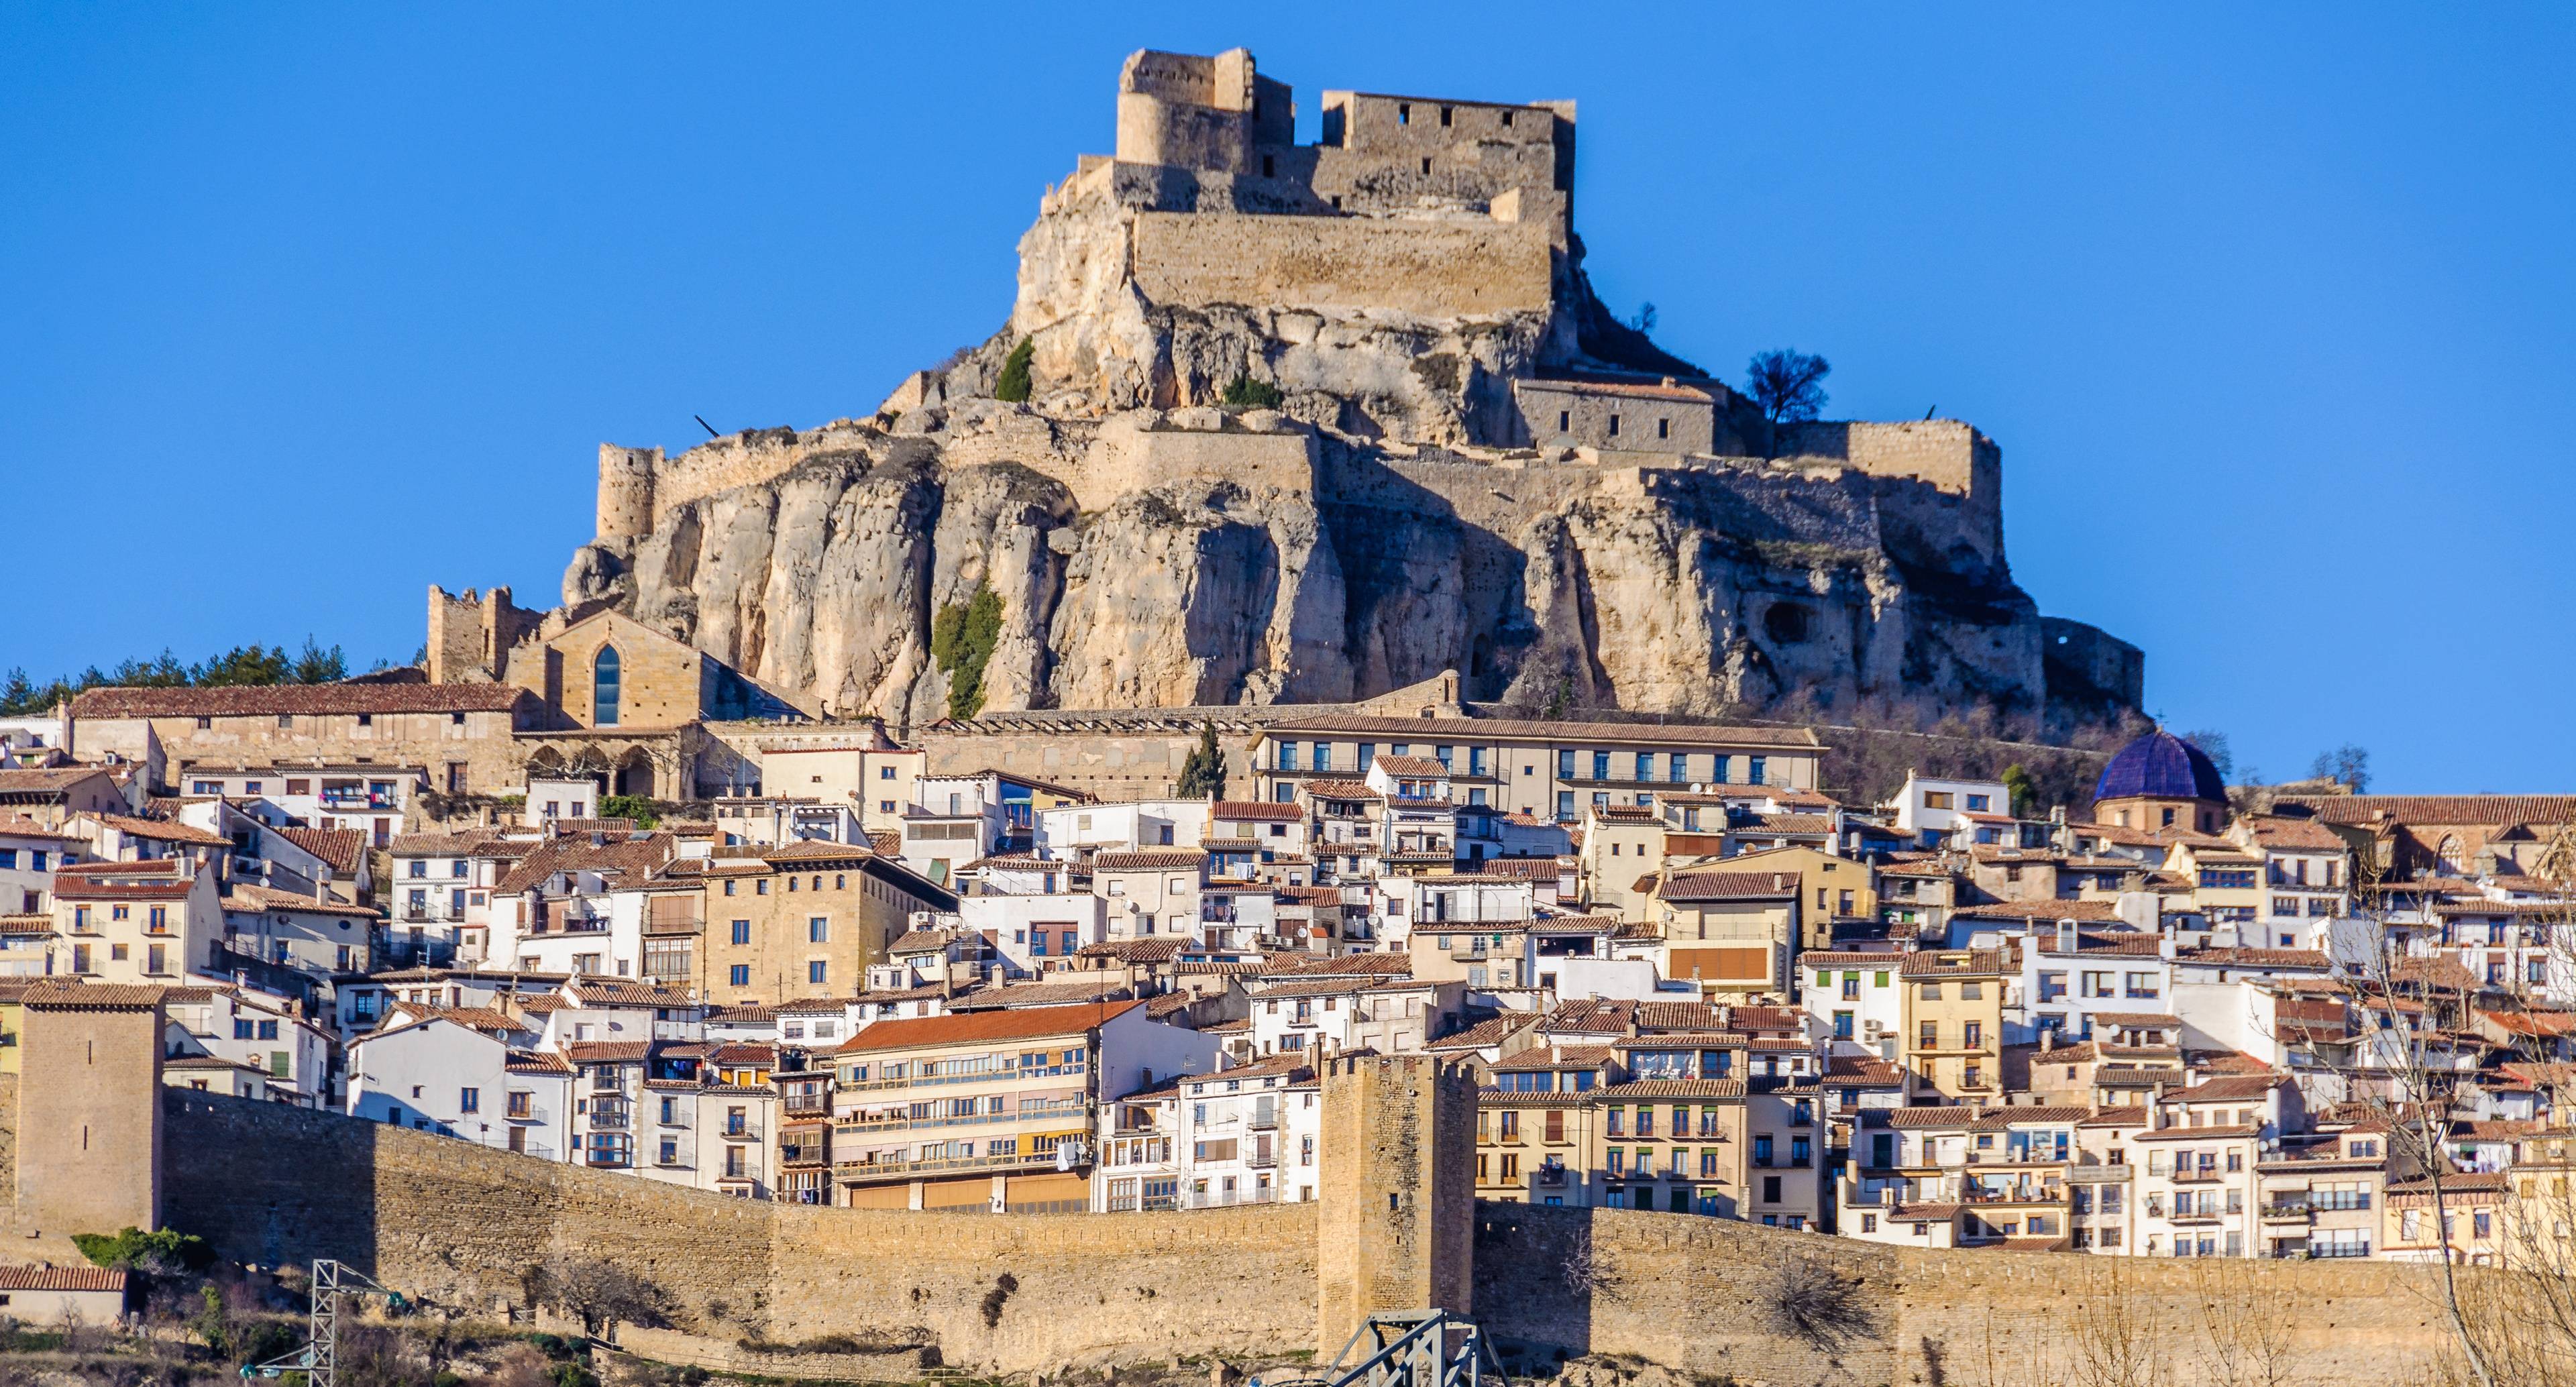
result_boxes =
[594,646,622,727]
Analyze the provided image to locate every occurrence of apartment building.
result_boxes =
[1092,1053,1321,1211]
[2255,1125,2387,1260]
[2129,1074,2300,1258]
[828,999,1219,1211]
[1640,869,1801,997]
[1250,714,1825,821]
[693,842,952,1005]
[48,862,223,985]
[1800,950,1906,1056]
[161,984,336,1107]
[1900,950,2005,1101]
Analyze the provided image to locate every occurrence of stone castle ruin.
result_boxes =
[556,48,2143,733]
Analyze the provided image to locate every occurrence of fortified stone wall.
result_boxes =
[1475,1203,2463,1385]
[1131,211,1554,319]
[158,1091,1318,1375]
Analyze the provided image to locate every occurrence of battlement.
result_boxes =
[1104,48,1575,241]
[426,584,541,683]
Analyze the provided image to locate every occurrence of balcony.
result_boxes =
[1246,1107,1279,1130]
[720,1120,762,1142]
[1188,1186,1278,1209]
[588,1107,632,1131]
[2308,1241,2371,1260]
[837,1060,1086,1093]
[834,1147,1083,1181]
[1244,1146,1278,1170]
[2170,1170,2225,1184]
[506,1105,549,1124]
[2261,1202,2314,1223]
[835,1100,1087,1137]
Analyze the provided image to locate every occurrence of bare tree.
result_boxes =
[1746,349,1831,457]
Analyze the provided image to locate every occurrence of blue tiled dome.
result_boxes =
[2093,730,2228,803]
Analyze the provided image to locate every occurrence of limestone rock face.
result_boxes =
[570,421,2091,732]
[557,133,2139,736]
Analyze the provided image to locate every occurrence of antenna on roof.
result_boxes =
[1923,405,1937,421]
[694,414,720,439]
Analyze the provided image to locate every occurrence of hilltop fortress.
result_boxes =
[559,48,2143,732]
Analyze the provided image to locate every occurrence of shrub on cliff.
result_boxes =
[931,583,1005,720]
[994,337,1035,402]
[1219,374,1283,410]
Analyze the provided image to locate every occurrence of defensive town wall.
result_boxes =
[8,1004,2468,1384]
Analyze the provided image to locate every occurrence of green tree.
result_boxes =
[598,794,660,828]
[0,668,37,716]
[289,636,348,684]
[194,645,290,687]
[1219,374,1283,410]
[1176,720,1227,800]
[929,583,1005,720]
[2001,763,2036,818]
[994,337,1035,403]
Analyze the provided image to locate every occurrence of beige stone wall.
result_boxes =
[1317,1056,1475,1353]
[1474,1202,2465,1384]
[919,726,1259,800]
[95,708,524,797]
[611,1325,932,1382]
[597,445,661,545]
[16,999,160,1237]
[598,421,882,544]
[1132,212,1552,319]
[160,1089,1315,1375]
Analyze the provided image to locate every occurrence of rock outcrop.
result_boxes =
[557,46,2143,737]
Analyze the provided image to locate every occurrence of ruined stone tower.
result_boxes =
[1316,1054,1476,1356]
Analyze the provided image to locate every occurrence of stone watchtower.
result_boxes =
[15,985,166,1236]
[1316,1054,1477,1355]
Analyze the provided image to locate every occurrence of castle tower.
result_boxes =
[426,585,537,683]
[1316,1054,1476,1356]
[15,985,165,1235]
[596,443,662,545]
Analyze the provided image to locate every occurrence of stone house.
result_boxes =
[691,841,952,1006]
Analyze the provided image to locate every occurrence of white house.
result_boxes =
[1799,950,1908,1056]
[347,1014,574,1160]
[1880,772,2010,850]
[1093,1053,1322,1211]
[163,984,337,1107]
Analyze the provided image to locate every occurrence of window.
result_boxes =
[809,960,828,984]
[1748,756,1766,785]
[808,917,828,942]
[1592,752,1611,781]
[1633,753,1653,781]
[1965,794,1990,812]
[731,920,751,945]
[593,646,623,726]
[460,1088,480,1113]
[729,964,750,987]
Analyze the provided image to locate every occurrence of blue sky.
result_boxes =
[6,5,2571,791]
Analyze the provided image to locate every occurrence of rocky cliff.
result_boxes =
[557,49,2143,738]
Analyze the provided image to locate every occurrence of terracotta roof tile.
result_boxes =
[72,683,531,719]
[836,999,1141,1053]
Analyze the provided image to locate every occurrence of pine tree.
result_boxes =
[1176,720,1227,800]
[994,337,1035,403]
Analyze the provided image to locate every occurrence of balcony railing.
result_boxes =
[588,1108,632,1131]
[506,1106,549,1124]
[837,1060,1086,1093]
[1244,1147,1277,1169]
[834,1148,1081,1180]
[2308,1241,2371,1259]
[1246,1108,1279,1130]
[835,1101,1086,1137]
[1189,1186,1278,1209]
[720,1121,762,1142]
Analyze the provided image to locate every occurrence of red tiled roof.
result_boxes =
[0,1266,127,1292]
[1092,848,1209,871]
[837,999,1140,1053]
[1654,871,1798,903]
[2284,795,2576,828]
[70,683,531,719]
[275,826,368,871]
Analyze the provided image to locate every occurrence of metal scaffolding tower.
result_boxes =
[1258,1311,1508,1387]
[243,1260,405,1387]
